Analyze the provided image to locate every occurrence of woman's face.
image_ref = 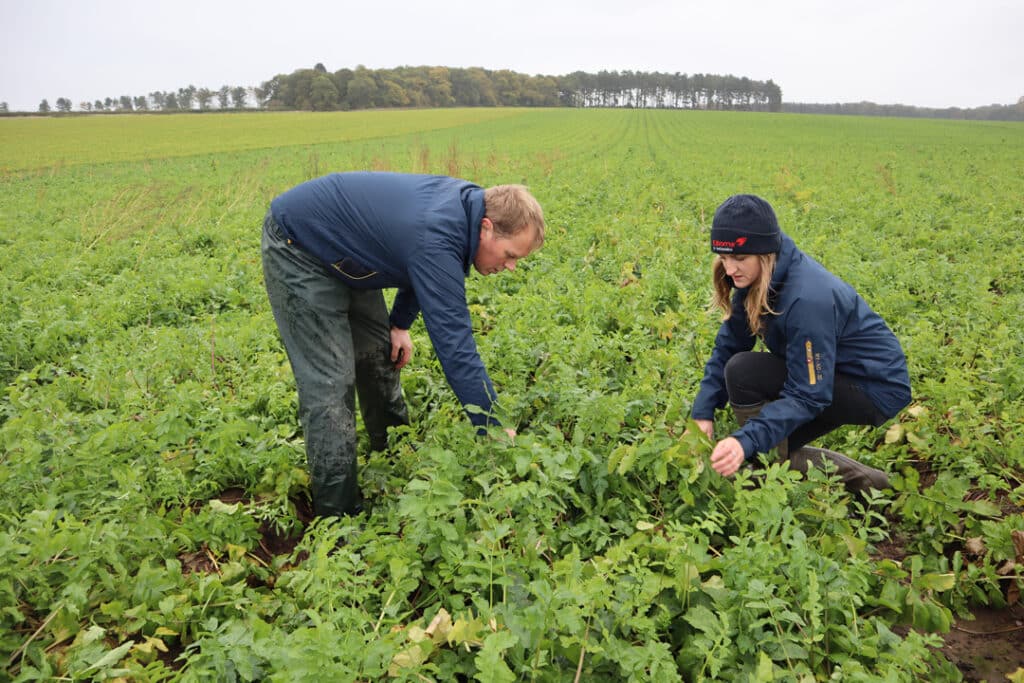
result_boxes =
[720,254,762,288]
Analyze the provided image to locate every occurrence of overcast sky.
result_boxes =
[1,0,1021,112]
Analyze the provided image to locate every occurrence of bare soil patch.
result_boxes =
[941,604,1024,682]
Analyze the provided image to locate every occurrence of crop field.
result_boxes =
[1,108,1022,681]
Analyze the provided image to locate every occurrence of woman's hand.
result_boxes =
[709,437,746,477]
[390,327,413,370]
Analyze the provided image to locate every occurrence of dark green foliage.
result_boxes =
[1,109,1021,680]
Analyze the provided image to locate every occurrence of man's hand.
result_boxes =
[390,327,413,370]
[709,437,746,477]
[504,428,516,441]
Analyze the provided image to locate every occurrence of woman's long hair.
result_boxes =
[712,253,778,336]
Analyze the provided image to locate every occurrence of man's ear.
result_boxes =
[480,217,493,236]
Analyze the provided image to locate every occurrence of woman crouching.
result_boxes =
[691,194,911,493]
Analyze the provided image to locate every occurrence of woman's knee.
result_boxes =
[724,352,785,404]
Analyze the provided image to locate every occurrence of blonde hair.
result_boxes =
[484,184,545,249]
[712,253,778,337]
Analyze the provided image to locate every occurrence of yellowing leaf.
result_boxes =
[133,636,169,655]
[388,642,430,676]
[208,499,241,514]
[226,544,248,562]
[885,423,905,444]
[425,608,452,644]
[917,572,956,592]
[906,431,928,447]
[448,615,486,649]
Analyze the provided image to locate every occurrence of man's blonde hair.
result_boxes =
[484,184,545,249]
[712,253,778,337]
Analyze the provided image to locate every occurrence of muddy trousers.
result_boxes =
[261,212,409,517]
[726,352,890,493]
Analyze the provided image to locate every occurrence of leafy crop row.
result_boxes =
[1,109,1021,681]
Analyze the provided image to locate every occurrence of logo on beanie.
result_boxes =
[712,237,747,251]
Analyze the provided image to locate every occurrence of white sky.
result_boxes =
[1,0,1021,112]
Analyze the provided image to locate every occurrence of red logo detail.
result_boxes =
[736,237,748,246]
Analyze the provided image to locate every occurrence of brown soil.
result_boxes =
[179,488,313,575]
[873,473,1024,681]
[942,604,1024,682]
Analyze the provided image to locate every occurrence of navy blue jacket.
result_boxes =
[692,233,911,458]
[270,172,497,427]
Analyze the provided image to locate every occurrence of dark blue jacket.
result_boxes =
[692,233,911,458]
[270,172,497,427]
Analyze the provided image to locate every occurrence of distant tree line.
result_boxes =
[8,64,1022,121]
[257,64,783,112]
[783,98,1024,122]
[14,64,782,115]
[30,85,255,115]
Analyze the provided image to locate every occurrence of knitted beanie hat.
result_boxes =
[710,194,782,254]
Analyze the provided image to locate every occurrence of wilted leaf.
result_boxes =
[885,423,905,444]
[425,608,452,644]
[964,537,986,555]
[388,641,431,676]
[406,626,428,643]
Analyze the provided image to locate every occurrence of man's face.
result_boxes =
[473,218,536,276]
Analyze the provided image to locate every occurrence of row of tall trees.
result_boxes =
[558,71,782,110]
[256,64,782,112]
[34,85,253,114]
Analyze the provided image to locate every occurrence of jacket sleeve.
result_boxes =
[691,300,757,420]
[389,288,420,330]
[733,295,837,458]
[407,248,499,429]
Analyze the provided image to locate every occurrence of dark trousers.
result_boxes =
[724,351,886,451]
[261,212,409,517]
